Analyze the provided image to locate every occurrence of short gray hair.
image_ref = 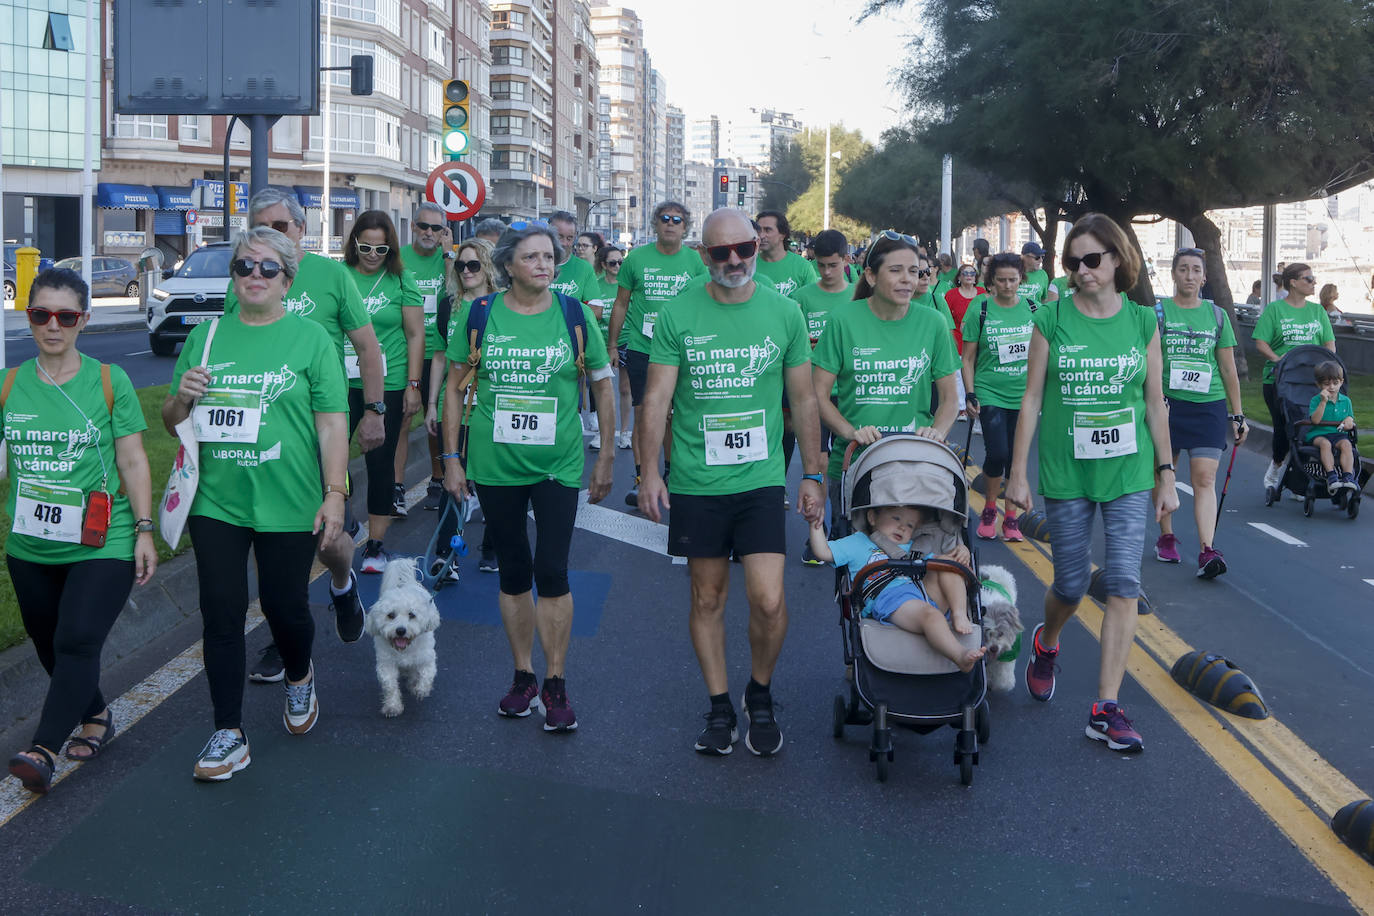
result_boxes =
[475,218,507,237]
[231,226,300,281]
[248,187,307,226]
[414,201,445,222]
[491,224,562,288]
[653,200,691,229]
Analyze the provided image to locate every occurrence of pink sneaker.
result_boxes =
[1154,533,1181,563]
[1001,513,1024,542]
[976,504,997,539]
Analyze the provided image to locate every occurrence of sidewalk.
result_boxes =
[3,296,147,337]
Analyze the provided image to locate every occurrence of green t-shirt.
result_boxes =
[1033,295,1157,502]
[589,274,619,341]
[812,300,962,480]
[445,293,609,489]
[1049,275,1073,300]
[401,244,449,360]
[793,281,855,346]
[344,266,424,391]
[548,256,600,304]
[171,314,348,532]
[1156,298,1237,403]
[754,251,818,301]
[617,244,708,353]
[1306,393,1353,442]
[961,296,1036,410]
[913,289,957,332]
[224,251,370,367]
[2,357,146,563]
[649,283,811,495]
[937,268,960,290]
[1018,269,1049,304]
[1253,299,1335,383]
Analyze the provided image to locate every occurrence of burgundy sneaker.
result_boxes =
[540,676,578,732]
[498,670,541,718]
[1024,623,1059,702]
[976,504,997,539]
[1197,547,1227,580]
[1086,701,1144,752]
[1154,533,1181,564]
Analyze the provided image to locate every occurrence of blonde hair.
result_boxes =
[446,237,497,301]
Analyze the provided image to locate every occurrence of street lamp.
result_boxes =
[823,126,842,230]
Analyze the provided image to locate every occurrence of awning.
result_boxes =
[156,186,194,210]
[294,185,360,210]
[96,183,157,209]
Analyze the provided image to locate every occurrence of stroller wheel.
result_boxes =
[1348,494,1361,519]
[1303,492,1315,517]
[975,700,991,746]
[832,694,847,739]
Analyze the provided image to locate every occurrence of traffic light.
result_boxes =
[226,183,239,216]
[737,175,747,193]
[719,174,729,194]
[737,190,745,206]
[443,79,471,159]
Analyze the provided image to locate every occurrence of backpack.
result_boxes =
[1153,298,1226,349]
[974,295,1037,348]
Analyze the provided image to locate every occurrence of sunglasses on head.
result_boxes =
[705,240,758,262]
[355,242,390,256]
[508,219,549,231]
[456,259,484,274]
[415,221,445,233]
[231,258,284,279]
[605,258,624,268]
[27,307,83,328]
[1063,249,1115,272]
[255,219,296,234]
[658,213,684,225]
[864,229,919,268]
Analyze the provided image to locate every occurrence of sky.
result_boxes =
[610,0,919,143]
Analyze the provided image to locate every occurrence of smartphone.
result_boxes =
[81,490,112,548]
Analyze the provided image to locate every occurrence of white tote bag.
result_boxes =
[158,319,219,548]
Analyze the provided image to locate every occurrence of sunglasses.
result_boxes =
[231,258,284,279]
[864,229,918,268]
[658,213,684,225]
[705,240,758,262]
[1298,274,1316,283]
[917,268,932,278]
[605,258,624,268]
[355,242,390,256]
[415,221,445,232]
[27,307,84,328]
[254,219,297,234]
[1063,249,1115,272]
[959,269,977,277]
[456,259,484,274]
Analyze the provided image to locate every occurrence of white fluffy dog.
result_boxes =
[978,564,1024,693]
[365,558,441,717]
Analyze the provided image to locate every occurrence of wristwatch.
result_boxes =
[134,518,155,534]
[407,379,421,390]
[364,401,387,416]
[1155,463,1175,476]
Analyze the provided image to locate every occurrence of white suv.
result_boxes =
[147,243,232,356]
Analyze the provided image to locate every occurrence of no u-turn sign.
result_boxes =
[425,162,487,222]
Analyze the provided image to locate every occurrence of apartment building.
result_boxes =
[590,6,650,240]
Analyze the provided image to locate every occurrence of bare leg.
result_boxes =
[1316,437,1334,472]
[888,601,986,672]
[318,527,357,591]
[499,590,537,672]
[393,424,410,489]
[369,514,391,544]
[533,593,573,678]
[1038,590,1078,651]
[1189,454,1219,547]
[1097,595,1137,701]
[740,552,787,685]
[925,570,972,634]
[1337,439,1355,474]
[687,558,731,695]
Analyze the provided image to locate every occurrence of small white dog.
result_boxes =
[978,564,1024,693]
[365,557,441,717]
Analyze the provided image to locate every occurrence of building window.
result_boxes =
[43,13,74,51]
[113,115,168,140]
[323,36,400,100]
[309,103,400,159]
[491,80,526,101]
[492,45,525,67]
[329,0,400,34]
[491,115,526,135]
[179,115,208,142]
[493,149,527,170]
[492,9,525,30]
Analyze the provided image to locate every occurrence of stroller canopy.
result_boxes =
[843,434,969,539]
[1274,345,1347,408]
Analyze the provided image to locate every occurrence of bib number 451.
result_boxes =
[723,430,752,449]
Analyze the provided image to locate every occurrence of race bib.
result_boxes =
[343,341,387,380]
[997,332,1031,365]
[1072,408,1137,460]
[1168,359,1212,394]
[422,294,438,315]
[704,410,768,465]
[493,394,557,445]
[642,313,657,339]
[12,479,84,544]
[193,388,263,443]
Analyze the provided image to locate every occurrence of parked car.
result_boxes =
[3,260,14,303]
[53,256,140,298]
[146,242,232,357]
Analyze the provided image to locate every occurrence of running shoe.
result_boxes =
[283,666,319,735]
[1154,533,1181,564]
[587,413,599,435]
[741,687,783,756]
[976,504,997,539]
[1024,623,1059,702]
[248,643,284,683]
[1086,701,1144,753]
[540,676,578,732]
[422,478,444,511]
[625,477,640,508]
[360,539,389,574]
[694,704,739,756]
[392,483,408,519]
[617,431,633,450]
[1327,470,1341,492]
[1001,513,1024,542]
[589,434,601,451]
[331,571,366,643]
[498,670,541,718]
[193,729,251,782]
[1197,547,1227,580]
[801,542,824,566]
[1340,471,1359,491]
[478,546,499,573]
[1262,460,1283,491]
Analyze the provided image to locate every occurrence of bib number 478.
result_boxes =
[32,503,64,525]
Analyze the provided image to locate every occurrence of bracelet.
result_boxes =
[801,473,824,484]
[323,484,348,496]
[1230,414,1246,423]
[407,379,421,390]
[1155,463,1175,475]
[439,452,462,460]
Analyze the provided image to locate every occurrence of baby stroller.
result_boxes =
[1264,345,1365,519]
[830,434,990,785]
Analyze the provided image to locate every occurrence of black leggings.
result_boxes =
[475,480,578,597]
[7,555,133,751]
[1262,382,1288,465]
[980,405,1020,478]
[348,387,407,518]
[188,516,317,730]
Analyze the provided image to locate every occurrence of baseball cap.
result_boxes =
[1022,242,1045,258]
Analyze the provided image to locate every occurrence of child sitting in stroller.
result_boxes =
[1308,360,1359,491]
[809,506,987,673]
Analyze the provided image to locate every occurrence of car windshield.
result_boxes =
[175,247,232,279]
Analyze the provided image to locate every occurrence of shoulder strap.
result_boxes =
[1211,301,1225,334]
[556,292,588,375]
[1153,299,1168,342]
[978,296,989,345]
[100,363,114,416]
[0,367,17,410]
[463,293,496,369]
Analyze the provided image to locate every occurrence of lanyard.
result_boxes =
[36,361,110,492]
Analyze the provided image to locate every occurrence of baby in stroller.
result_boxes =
[1308,359,1359,492]
[809,507,987,673]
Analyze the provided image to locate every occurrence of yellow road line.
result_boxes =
[965,468,1374,911]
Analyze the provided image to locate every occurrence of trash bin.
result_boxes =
[14,247,41,310]
[137,247,164,312]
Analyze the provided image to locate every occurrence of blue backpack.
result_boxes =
[450,290,588,394]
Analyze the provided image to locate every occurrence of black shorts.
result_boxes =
[667,486,786,558]
[625,348,649,406]
[1167,397,1228,454]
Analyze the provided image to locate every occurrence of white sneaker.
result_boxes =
[617,431,633,450]
[588,413,600,434]
[1263,461,1283,490]
[973,418,983,436]
[589,435,601,450]
[284,664,319,735]
[193,729,251,781]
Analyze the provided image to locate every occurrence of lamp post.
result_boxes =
[822,124,842,230]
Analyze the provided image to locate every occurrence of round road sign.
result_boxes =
[425,162,486,222]
[185,209,199,226]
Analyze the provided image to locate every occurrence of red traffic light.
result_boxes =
[719,174,729,193]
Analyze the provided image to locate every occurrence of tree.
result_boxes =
[757,125,875,239]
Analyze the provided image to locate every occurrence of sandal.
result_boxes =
[65,709,116,761]
[8,746,55,794]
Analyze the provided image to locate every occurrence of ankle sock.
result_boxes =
[709,691,731,710]
[745,678,770,701]
[329,572,355,597]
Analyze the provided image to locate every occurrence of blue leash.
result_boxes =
[417,489,467,593]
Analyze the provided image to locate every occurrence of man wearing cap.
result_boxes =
[1019,242,1050,304]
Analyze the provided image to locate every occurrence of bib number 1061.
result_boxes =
[204,408,246,428]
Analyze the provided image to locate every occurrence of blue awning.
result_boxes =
[96,183,158,209]
[156,186,194,210]
[294,185,360,210]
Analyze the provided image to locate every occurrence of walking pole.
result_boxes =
[1211,440,1241,541]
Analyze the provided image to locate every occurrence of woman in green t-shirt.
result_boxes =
[342,211,425,571]
[441,224,616,733]
[1152,248,1247,578]
[592,244,629,450]
[1253,262,1336,494]
[1006,213,1176,755]
[4,269,157,795]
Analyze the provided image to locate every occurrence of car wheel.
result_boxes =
[125,280,139,298]
[149,333,176,357]
[3,280,14,302]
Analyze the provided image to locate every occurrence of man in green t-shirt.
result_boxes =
[638,208,826,759]
[756,210,820,479]
[400,203,453,511]
[547,211,601,304]
[1019,242,1050,303]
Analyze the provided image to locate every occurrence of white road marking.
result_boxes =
[1247,522,1308,546]
[1175,481,1194,496]
[1364,579,1374,588]
[126,349,152,356]
[545,491,683,563]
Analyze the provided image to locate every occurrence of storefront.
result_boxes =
[294,185,358,253]
[96,183,156,259]
[154,186,194,262]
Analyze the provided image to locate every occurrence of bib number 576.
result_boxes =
[509,413,540,431]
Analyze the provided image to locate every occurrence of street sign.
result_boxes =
[424,162,486,221]
[185,209,199,226]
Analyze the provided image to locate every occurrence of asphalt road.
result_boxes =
[5,328,173,390]
[0,414,1370,914]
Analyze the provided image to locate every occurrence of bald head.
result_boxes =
[701,208,756,247]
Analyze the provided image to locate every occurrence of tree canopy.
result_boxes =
[758,125,875,239]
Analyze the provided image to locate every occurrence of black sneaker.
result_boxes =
[248,643,285,683]
[741,687,783,756]
[694,705,738,755]
[478,546,499,573]
[625,476,640,508]
[392,483,408,518]
[422,478,444,511]
[360,539,389,574]
[332,571,366,643]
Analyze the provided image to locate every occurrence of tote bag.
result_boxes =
[158,319,219,548]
